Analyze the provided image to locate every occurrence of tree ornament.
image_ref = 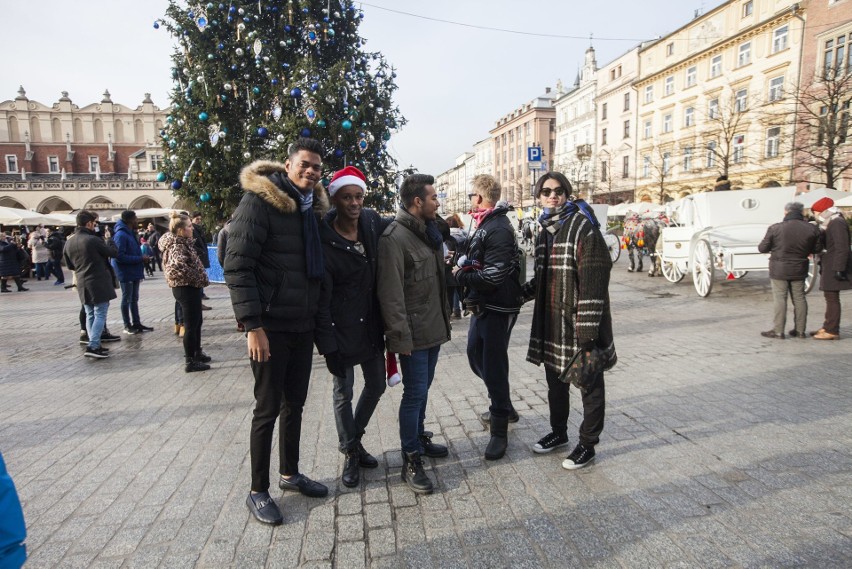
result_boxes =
[243,151,251,159]
[235,47,244,56]
[172,180,183,190]
[257,126,269,137]
[290,87,302,99]
[156,172,167,182]
[316,119,326,128]
[200,192,211,202]
[198,112,209,121]
[342,119,352,130]
[300,128,311,137]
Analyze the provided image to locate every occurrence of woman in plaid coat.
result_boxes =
[523,172,614,470]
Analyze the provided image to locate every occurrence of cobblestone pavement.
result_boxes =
[1,256,851,569]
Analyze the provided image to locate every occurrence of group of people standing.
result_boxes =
[0,225,67,292]
[222,137,614,526]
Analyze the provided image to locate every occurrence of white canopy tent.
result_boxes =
[109,208,189,222]
[0,206,55,226]
[834,194,852,207]
[795,188,848,208]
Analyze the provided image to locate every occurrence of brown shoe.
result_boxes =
[174,323,181,335]
[809,328,826,337]
[813,330,839,340]
[179,325,185,337]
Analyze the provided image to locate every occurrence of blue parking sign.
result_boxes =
[527,146,542,162]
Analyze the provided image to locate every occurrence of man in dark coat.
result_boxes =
[757,202,821,339]
[224,138,330,526]
[64,210,118,358]
[810,197,851,340]
[45,227,66,285]
[314,166,390,488]
[453,174,523,461]
[0,234,28,293]
[144,223,162,273]
[191,212,212,307]
[112,210,153,334]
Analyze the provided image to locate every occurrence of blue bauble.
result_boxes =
[284,25,291,32]
[188,11,194,18]
[252,86,261,95]
[316,119,327,128]
[271,78,279,85]
[382,132,391,141]
[156,172,167,182]
[300,128,311,137]
[217,43,224,50]
[309,82,319,91]
[200,192,211,202]
[327,29,335,37]
[257,127,269,137]
[342,120,353,130]
[334,149,345,158]
[220,94,227,102]
[198,112,209,121]
[290,87,302,99]
[168,140,177,149]
[153,21,160,29]
[229,5,236,13]
[171,180,183,190]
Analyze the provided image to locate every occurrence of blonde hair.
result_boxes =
[471,174,501,205]
[169,211,191,235]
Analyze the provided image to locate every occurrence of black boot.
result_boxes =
[185,356,210,373]
[401,451,433,494]
[196,350,212,363]
[1,280,9,293]
[341,448,360,488]
[485,414,509,460]
[14,278,28,291]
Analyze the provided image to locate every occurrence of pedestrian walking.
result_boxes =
[27,230,50,281]
[224,138,330,525]
[757,202,821,339]
[810,197,851,340]
[160,212,211,372]
[45,227,66,284]
[524,172,613,470]
[112,210,154,334]
[0,233,28,293]
[377,174,452,495]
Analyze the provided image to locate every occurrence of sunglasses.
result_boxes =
[539,187,566,197]
[467,192,479,200]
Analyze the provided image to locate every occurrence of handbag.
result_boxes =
[558,343,617,393]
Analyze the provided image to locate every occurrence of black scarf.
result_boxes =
[271,172,324,280]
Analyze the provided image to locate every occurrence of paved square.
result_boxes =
[1,256,850,568]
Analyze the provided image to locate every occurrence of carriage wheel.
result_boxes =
[804,255,817,294]
[604,234,621,264]
[661,260,685,283]
[691,239,715,297]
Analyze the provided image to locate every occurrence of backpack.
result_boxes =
[46,233,64,253]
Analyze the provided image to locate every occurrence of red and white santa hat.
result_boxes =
[327,165,367,197]
[810,197,834,213]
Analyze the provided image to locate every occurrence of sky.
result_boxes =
[3,0,725,176]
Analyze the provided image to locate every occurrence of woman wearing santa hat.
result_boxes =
[810,197,851,340]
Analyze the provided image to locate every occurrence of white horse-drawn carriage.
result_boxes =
[518,204,622,264]
[658,186,816,296]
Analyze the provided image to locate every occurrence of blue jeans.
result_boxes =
[398,345,441,453]
[119,280,141,328]
[84,302,109,349]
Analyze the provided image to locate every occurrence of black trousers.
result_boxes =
[467,311,517,418]
[172,286,203,358]
[544,367,606,447]
[249,330,314,492]
[823,290,842,334]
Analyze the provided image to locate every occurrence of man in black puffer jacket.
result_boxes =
[224,138,330,526]
[453,174,523,461]
[314,166,391,489]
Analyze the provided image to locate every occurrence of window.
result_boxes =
[623,120,630,139]
[710,55,722,78]
[48,156,59,173]
[666,42,674,57]
[738,42,751,67]
[818,102,850,145]
[663,113,673,133]
[602,128,608,146]
[643,155,651,178]
[683,147,693,172]
[150,154,163,171]
[601,102,608,120]
[685,107,695,127]
[735,88,748,112]
[644,85,654,103]
[686,66,697,87]
[766,127,781,158]
[5,155,18,173]
[733,134,745,163]
[622,156,630,179]
[665,76,675,96]
[624,92,630,111]
[662,152,671,175]
[768,76,784,102]
[773,25,789,53]
[709,98,720,119]
[742,0,753,17]
[706,141,717,168]
[643,119,652,139]
[823,34,852,78]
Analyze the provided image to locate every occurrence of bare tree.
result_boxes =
[701,86,762,178]
[642,145,674,203]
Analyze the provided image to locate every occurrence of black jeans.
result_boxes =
[332,354,387,453]
[466,311,517,418]
[172,286,202,358]
[249,330,314,492]
[544,367,606,448]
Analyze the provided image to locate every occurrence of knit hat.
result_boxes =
[327,166,367,197]
[810,197,834,213]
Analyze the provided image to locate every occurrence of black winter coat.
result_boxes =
[224,160,330,333]
[192,223,210,268]
[758,212,820,281]
[0,240,21,277]
[314,209,391,366]
[454,204,523,313]
[819,215,852,292]
[63,228,118,305]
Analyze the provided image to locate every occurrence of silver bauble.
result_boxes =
[224,82,232,90]
[243,151,251,159]
[235,47,244,56]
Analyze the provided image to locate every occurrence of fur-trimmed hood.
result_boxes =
[239,160,330,215]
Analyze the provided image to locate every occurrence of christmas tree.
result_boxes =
[155,1,406,219]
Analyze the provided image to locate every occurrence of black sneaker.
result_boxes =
[533,432,570,454]
[100,331,121,343]
[480,409,520,426]
[562,444,595,470]
[79,331,89,345]
[84,347,110,359]
[135,324,154,332]
[123,327,140,335]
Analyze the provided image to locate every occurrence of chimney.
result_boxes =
[545,87,551,94]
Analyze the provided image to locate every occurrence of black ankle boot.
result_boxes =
[485,414,509,460]
[401,451,433,494]
[341,449,360,488]
[195,350,212,363]
[15,278,28,291]
[185,357,210,373]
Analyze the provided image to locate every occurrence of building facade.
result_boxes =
[634,0,804,202]
[0,87,174,213]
